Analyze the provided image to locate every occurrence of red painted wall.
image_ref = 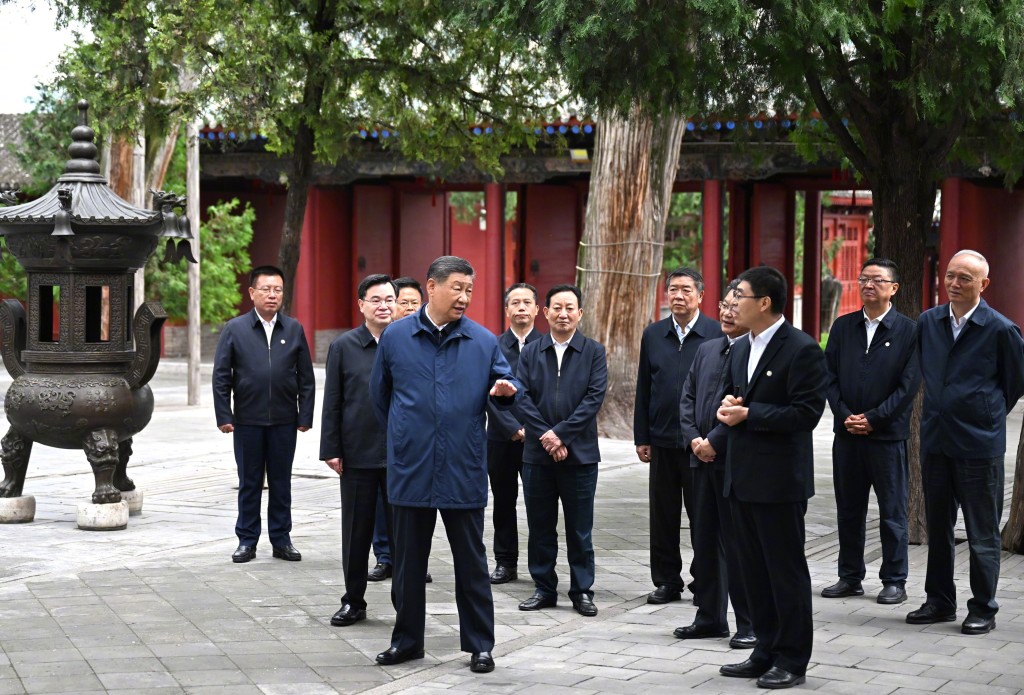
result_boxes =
[943,180,1024,327]
[353,185,394,293]
[398,189,446,280]
[522,184,580,333]
[750,183,795,318]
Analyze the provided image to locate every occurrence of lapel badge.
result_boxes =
[885,341,890,347]
[766,370,773,377]
[281,339,286,344]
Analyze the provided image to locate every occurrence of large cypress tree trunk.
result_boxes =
[872,172,936,546]
[1003,431,1024,552]
[579,105,687,438]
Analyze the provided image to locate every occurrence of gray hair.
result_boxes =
[427,256,475,283]
[951,249,990,278]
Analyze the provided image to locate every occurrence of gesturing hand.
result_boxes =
[490,379,518,397]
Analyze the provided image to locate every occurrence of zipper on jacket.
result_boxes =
[267,338,273,424]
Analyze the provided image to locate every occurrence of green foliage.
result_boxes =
[0,239,27,300]
[145,199,254,324]
[662,193,703,272]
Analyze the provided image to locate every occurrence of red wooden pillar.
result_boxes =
[937,178,962,308]
[295,186,318,359]
[727,182,750,279]
[701,180,723,312]
[485,183,504,333]
[802,191,822,339]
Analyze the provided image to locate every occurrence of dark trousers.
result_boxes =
[731,498,812,676]
[521,462,598,601]
[340,468,394,611]
[649,445,694,590]
[833,436,909,585]
[232,424,296,547]
[923,453,1004,619]
[487,439,524,568]
[390,505,494,653]
[371,491,390,565]
[690,462,752,635]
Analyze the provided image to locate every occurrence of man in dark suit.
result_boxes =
[822,258,921,605]
[634,268,723,604]
[515,284,608,617]
[370,256,520,673]
[487,283,543,585]
[908,250,1024,635]
[676,282,756,649]
[320,274,397,627]
[213,265,315,564]
[716,266,827,689]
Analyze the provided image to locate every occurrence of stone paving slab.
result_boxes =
[1,363,1023,693]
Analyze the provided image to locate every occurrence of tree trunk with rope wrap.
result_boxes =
[578,107,687,439]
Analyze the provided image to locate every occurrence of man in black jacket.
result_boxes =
[213,265,315,564]
[717,266,827,689]
[676,282,756,649]
[486,283,543,585]
[822,258,921,605]
[516,285,607,617]
[634,268,722,604]
[320,274,398,627]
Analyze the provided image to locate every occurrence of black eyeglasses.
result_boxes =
[857,277,895,286]
[733,293,767,301]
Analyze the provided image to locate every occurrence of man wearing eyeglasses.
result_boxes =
[634,268,722,605]
[367,275,428,583]
[677,282,756,650]
[213,265,315,564]
[821,258,921,607]
[908,250,1024,636]
[320,274,398,627]
[716,266,827,689]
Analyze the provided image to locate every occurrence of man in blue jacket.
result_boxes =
[822,258,921,606]
[213,265,315,564]
[486,283,543,585]
[515,284,608,618]
[634,268,722,604]
[370,256,520,673]
[907,250,1024,635]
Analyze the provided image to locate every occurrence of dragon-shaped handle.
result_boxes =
[0,299,27,379]
[124,302,168,389]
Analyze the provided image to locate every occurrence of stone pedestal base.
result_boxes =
[77,500,128,531]
[0,496,36,523]
[121,489,143,516]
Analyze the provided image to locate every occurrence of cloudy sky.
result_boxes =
[0,2,86,113]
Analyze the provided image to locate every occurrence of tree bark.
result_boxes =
[145,123,180,208]
[871,173,936,545]
[1003,428,1024,551]
[579,105,687,438]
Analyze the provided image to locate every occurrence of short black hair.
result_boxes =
[250,265,285,287]
[504,282,538,306]
[357,273,395,300]
[666,267,705,292]
[427,256,474,283]
[392,276,424,298]
[546,284,582,306]
[724,278,741,299]
[861,257,900,283]
[738,266,787,315]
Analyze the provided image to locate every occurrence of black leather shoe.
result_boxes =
[330,604,366,627]
[367,563,392,581]
[572,596,598,617]
[518,593,557,611]
[720,658,772,678]
[232,545,256,563]
[756,666,806,689]
[375,646,425,665]
[470,651,495,673]
[673,623,729,640]
[490,565,517,584]
[425,572,433,583]
[961,614,996,635]
[906,603,957,624]
[272,544,301,561]
[647,584,682,604]
[729,633,759,649]
[877,585,907,605]
[820,579,863,598]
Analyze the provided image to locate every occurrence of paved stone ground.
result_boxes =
[1,361,1023,694]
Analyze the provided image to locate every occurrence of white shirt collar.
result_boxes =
[863,303,892,325]
[949,301,980,327]
[749,315,785,349]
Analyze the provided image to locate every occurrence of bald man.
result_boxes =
[907,250,1024,636]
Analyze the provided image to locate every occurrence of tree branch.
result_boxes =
[803,67,875,180]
